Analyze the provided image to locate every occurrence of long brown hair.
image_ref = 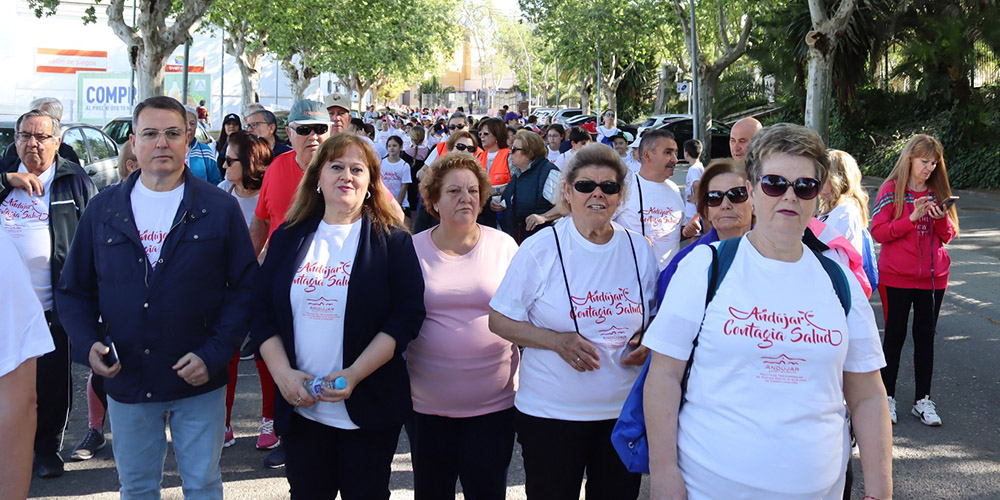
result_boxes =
[285,133,404,235]
[883,134,959,234]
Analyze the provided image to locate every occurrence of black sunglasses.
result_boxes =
[453,143,475,152]
[447,124,466,131]
[705,186,748,207]
[759,174,821,200]
[573,180,622,195]
[294,124,329,136]
[224,157,241,167]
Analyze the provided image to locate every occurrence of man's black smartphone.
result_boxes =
[102,337,119,366]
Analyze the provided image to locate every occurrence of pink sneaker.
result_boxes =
[256,418,280,450]
[223,426,236,448]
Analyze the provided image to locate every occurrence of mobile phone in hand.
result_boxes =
[102,337,119,366]
[938,196,959,210]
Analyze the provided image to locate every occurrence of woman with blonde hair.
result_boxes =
[819,150,869,253]
[871,133,958,427]
[251,133,425,498]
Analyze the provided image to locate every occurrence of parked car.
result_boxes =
[550,108,583,124]
[564,114,638,138]
[652,116,732,159]
[530,107,556,126]
[103,116,216,149]
[0,120,120,191]
[636,114,689,137]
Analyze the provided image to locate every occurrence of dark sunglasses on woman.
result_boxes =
[759,174,821,200]
[704,186,748,206]
[294,124,329,136]
[573,180,622,195]
[453,143,475,152]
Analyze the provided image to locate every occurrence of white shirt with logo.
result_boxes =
[642,236,885,495]
[614,173,685,270]
[684,160,705,220]
[131,181,184,269]
[380,158,412,208]
[0,163,56,310]
[547,147,561,164]
[489,218,658,421]
[290,219,362,430]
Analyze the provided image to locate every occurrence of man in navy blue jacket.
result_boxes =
[56,96,256,500]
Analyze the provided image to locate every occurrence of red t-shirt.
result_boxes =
[255,150,304,237]
[255,149,397,238]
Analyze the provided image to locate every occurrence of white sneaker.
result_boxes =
[912,396,942,426]
[888,396,897,424]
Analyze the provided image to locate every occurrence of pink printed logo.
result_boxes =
[640,206,681,233]
[305,296,341,321]
[293,260,353,292]
[723,306,843,349]
[0,197,49,223]
[569,288,642,324]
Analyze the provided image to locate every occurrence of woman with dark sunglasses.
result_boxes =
[489,143,658,500]
[654,159,753,304]
[596,109,620,146]
[643,124,892,499]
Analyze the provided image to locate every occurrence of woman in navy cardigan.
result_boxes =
[250,133,425,499]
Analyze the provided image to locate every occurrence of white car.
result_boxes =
[636,114,689,137]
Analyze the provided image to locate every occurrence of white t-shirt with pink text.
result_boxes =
[380,158,412,208]
[614,173,684,270]
[290,219,362,430]
[489,217,658,421]
[642,236,885,495]
[130,180,183,270]
[0,163,55,310]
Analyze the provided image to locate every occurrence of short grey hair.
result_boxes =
[184,105,198,119]
[637,128,676,161]
[745,123,829,186]
[556,142,630,213]
[29,97,63,120]
[16,109,60,135]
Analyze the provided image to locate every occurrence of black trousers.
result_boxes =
[515,410,640,500]
[284,412,401,500]
[411,408,515,500]
[880,286,946,401]
[35,318,72,455]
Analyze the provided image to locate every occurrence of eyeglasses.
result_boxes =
[604,113,614,118]
[15,132,55,143]
[573,180,621,195]
[293,124,329,136]
[759,174,820,200]
[247,121,267,130]
[137,128,186,142]
[225,157,241,167]
[453,143,475,152]
[705,186,749,207]
[510,146,522,153]
[447,124,466,131]
[479,131,490,136]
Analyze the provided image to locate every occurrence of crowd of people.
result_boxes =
[0,92,961,500]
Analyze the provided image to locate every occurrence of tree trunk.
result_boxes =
[603,81,618,118]
[137,45,169,100]
[579,73,591,114]
[237,57,262,110]
[654,63,675,114]
[281,57,313,100]
[696,69,719,162]
[804,53,834,141]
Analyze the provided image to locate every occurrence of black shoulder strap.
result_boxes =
[624,230,647,331]
[635,173,645,236]
[551,225,581,335]
[811,248,852,315]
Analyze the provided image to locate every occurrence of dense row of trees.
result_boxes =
[26,0,999,144]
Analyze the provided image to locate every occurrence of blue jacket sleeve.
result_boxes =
[55,198,104,366]
[380,228,426,356]
[192,201,257,375]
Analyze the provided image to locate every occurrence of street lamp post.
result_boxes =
[513,22,532,111]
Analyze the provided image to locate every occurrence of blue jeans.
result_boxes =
[108,387,225,500]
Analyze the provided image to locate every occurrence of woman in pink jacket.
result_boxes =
[871,134,959,427]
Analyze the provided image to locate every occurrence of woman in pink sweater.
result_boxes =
[871,134,959,427]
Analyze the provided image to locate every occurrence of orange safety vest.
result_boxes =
[476,148,512,186]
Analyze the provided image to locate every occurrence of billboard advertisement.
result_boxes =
[77,72,212,125]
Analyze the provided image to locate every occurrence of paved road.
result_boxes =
[28,169,1000,499]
